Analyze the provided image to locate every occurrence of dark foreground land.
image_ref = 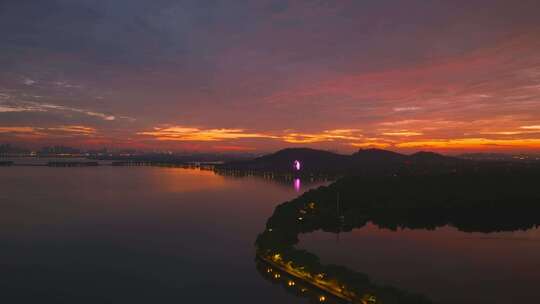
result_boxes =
[255,163,540,304]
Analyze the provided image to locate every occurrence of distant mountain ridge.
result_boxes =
[217,147,465,176]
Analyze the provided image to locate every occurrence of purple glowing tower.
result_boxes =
[293,160,301,171]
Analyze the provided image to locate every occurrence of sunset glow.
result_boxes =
[1,1,540,153]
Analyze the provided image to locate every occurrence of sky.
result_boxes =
[1,0,540,153]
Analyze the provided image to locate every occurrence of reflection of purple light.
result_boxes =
[294,178,301,192]
[293,160,301,171]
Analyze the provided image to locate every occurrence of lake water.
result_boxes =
[1,167,539,303]
[1,167,325,303]
[300,224,540,304]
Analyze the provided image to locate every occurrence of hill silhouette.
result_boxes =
[217,147,467,176]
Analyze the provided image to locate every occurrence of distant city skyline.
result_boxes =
[1,1,540,153]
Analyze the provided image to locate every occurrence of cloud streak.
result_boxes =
[138,126,277,142]
[138,126,364,145]
[396,138,540,150]
[0,125,97,139]
[0,100,127,121]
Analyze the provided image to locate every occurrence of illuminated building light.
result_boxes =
[298,217,303,221]
[301,288,307,293]
[288,280,295,286]
[266,268,272,273]
[293,160,301,171]
[319,295,326,302]
[274,273,281,279]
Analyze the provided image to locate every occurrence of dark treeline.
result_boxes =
[218,148,540,179]
[255,165,540,304]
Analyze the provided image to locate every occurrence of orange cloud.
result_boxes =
[0,125,98,138]
[281,129,363,143]
[396,138,540,150]
[138,126,365,145]
[138,126,277,141]
[258,32,540,153]
[381,131,423,137]
[48,125,97,135]
[137,123,540,152]
[520,125,540,130]
[350,142,392,149]
[0,127,39,133]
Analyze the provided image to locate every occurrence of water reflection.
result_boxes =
[213,168,330,191]
[1,167,329,304]
[294,178,301,192]
[149,167,228,192]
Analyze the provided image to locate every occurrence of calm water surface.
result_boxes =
[1,167,323,303]
[300,223,540,304]
[1,167,539,303]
